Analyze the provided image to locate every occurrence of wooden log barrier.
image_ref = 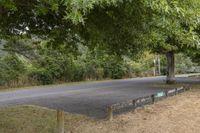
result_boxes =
[107,86,191,121]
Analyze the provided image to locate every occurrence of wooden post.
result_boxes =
[107,106,113,121]
[133,99,137,108]
[189,86,192,91]
[175,88,177,95]
[57,110,64,133]
[165,90,168,97]
[151,94,155,104]
[183,86,186,92]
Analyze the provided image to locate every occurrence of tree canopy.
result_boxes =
[0,0,200,84]
[1,0,199,53]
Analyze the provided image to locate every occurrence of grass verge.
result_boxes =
[0,105,96,133]
[0,79,113,92]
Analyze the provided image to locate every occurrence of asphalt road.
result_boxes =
[0,74,199,118]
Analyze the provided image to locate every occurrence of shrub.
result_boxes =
[0,55,25,86]
[27,68,53,85]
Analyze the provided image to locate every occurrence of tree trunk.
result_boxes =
[166,51,176,84]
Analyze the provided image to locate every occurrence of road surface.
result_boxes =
[0,74,199,118]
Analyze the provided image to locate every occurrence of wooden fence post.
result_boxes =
[165,90,168,97]
[107,106,113,121]
[133,99,136,108]
[151,94,155,104]
[57,110,64,133]
[175,88,178,95]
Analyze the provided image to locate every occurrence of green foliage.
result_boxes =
[188,25,200,64]
[146,0,200,53]
[0,55,25,85]
[27,44,75,84]
[73,46,130,80]
[1,0,199,56]
[0,0,200,88]
[0,41,199,88]
[0,0,17,11]
[175,53,199,73]
[27,68,53,85]
[0,39,155,87]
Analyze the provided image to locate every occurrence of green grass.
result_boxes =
[0,79,112,92]
[0,105,95,133]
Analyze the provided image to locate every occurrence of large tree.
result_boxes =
[147,0,199,83]
[1,0,199,84]
[80,0,200,83]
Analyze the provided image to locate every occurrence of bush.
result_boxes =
[72,62,86,81]
[27,54,75,84]
[27,68,53,85]
[0,55,25,86]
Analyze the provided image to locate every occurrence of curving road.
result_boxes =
[0,74,199,118]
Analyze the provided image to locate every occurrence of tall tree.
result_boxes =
[1,0,199,84]
[81,0,200,83]
[146,0,200,83]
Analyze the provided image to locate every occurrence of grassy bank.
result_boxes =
[0,105,95,133]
